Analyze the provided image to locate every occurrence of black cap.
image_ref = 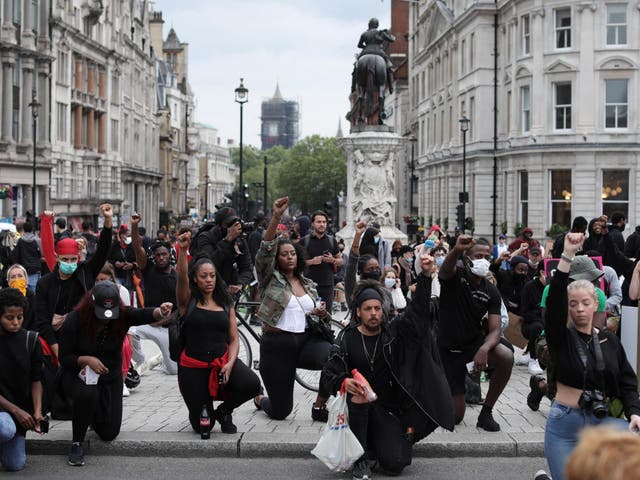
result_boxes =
[214,207,236,226]
[92,281,120,320]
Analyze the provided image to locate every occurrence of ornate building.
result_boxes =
[409,0,640,240]
[0,0,53,220]
[47,0,160,232]
[261,84,299,150]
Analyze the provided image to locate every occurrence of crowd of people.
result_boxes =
[0,200,639,479]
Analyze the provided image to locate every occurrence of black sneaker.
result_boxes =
[352,457,372,480]
[527,375,545,412]
[476,410,501,432]
[67,443,85,466]
[214,408,237,434]
[311,404,329,422]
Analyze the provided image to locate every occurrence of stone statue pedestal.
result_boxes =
[336,126,407,248]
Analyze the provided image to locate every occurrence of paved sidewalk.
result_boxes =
[28,314,549,458]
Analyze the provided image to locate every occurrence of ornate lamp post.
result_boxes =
[235,78,248,218]
[459,115,470,229]
[28,89,41,215]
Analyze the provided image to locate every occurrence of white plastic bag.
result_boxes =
[311,391,364,472]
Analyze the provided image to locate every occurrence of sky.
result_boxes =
[152,0,392,148]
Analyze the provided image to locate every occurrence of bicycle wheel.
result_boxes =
[295,319,346,392]
[236,329,253,371]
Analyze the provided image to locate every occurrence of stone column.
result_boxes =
[87,66,95,95]
[87,109,95,150]
[73,106,82,149]
[21,66,34,144]
[1,0,13,41]
[37,69,48,142]
[336,126,407,246]
[98,70,106,99]
[1,62,13,142]
[74,59,83,90]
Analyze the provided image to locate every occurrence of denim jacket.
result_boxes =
[255,238,325,327]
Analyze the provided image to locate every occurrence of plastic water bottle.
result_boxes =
[200,404,210,439]
[480,371,487,383]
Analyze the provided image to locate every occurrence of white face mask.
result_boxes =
[384,278,396,288]
[469,258,491,277]
[124,236,132,245]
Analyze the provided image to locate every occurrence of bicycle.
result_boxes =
[233,295,346,392]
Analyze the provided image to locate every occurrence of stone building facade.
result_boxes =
[0,0,53,220]
[47,0,160,232]
[409,0,640,241]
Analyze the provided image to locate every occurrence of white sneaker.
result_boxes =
[515,353,530,366]
[122,384,130,397]
[528,358,544,376]
[534,470,552,480]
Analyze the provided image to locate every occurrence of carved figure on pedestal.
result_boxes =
[352,149,396,225]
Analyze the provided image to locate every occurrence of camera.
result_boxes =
[578,390,608,419]
[241,221,256,233]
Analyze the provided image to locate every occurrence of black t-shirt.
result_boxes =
[344,328,396,409]
[438,267,502,350]
[303,234,339,286]
[142,266,177,309]
[183,308,229,362]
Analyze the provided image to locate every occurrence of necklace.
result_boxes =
[360,331,380,372]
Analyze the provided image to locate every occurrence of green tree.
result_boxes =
[275,135,347,213]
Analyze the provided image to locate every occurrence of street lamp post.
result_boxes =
[204,173,210,221]
[29,89,41,215]
[235,78,249,218]
[408,136,417,214]
[459,115,470,230]
[263,155,268,215]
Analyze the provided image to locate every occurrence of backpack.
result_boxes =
[16,239,42,274]
[189,223,218,258]
[301,234,338,253]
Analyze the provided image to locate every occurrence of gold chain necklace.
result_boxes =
[360,331,380,372]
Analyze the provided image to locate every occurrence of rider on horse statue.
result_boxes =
[357,18,395,94]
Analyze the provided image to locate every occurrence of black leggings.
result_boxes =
[178,359,261,432]
[61,370,123,443]
[259,330,332,420]
[348,399,411,475]
[521,321,544,360]
[315,284,334,312]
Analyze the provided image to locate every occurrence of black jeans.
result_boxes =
[178,360,261,432]
[259,330,332,420]
[61,370,123,443]
[348,399,411,475]
[521,321,544,360]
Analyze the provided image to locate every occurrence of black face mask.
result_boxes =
[361,269,381,280]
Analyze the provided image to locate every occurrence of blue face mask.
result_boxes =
[374,236,380,245]
[407,257,414,264]
[435,256,445,267]
[59,261,78,275]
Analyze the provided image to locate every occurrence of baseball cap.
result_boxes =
[569,256,604,282]
[529,246,542,255]
[92,281,120,320]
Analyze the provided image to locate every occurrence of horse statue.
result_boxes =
[348,18,396,126]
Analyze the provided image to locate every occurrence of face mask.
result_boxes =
[435,256,445,267]
[469,258,490,277]
[9,278,27,296]
[374,236,380,245]
[407,257,414,264]
[59,261,78,275]
[384,278,396,288]
[124,237,132,245]
[361,269,381,280]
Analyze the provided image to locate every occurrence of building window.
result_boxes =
[550,170,572,228]
[519,171,528,226]
[555,8,571,49]
[606,4,627,46]
[521,85,530,133]
[605,79,628,129]
[554,82,572,130]
[461,39,466,74]
[601,170,629,219]
[469,97,475,140]
[56,102,67,142]
[506,90,512,134]
[111,119,118,151]
[469,33,475,70]
[12,0,21,26]
[31,0,38,33]
[55,160,64,198]
[521,14,530,55]
[56,51,68,84]
[111,74,119,104]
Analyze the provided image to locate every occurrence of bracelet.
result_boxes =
[561,253,574,263]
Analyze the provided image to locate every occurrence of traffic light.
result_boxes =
[456,204,464,229]
[323,201,333,214]
[242,184,249,199]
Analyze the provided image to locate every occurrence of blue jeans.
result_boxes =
[0,412,26,472]
[27,272,40,292]
[544,400,628,480]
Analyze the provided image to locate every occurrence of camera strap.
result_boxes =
[569,327,605,388]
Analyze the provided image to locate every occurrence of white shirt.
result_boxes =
[276,293,314,333]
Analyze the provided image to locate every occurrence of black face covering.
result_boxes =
[361,269,381,280]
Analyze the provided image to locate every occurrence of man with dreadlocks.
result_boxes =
[321,254,454,480]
